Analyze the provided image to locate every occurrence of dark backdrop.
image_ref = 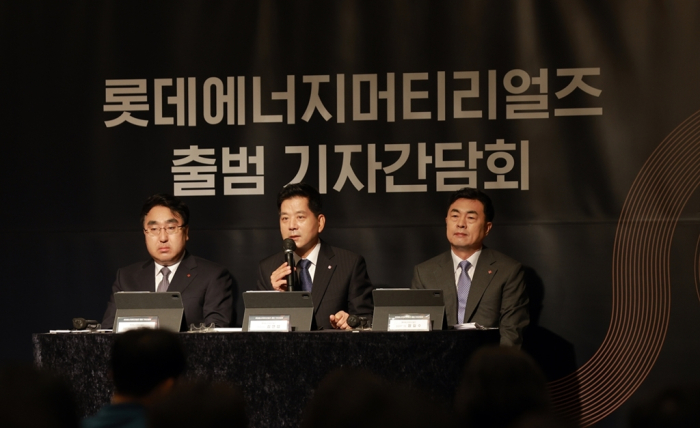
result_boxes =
[2,1,700,426]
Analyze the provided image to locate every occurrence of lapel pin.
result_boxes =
[328,265,332,269]
[187,274,191,277]
[488,270,492,274]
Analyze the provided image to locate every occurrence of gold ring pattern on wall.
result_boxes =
[548,110,700,426]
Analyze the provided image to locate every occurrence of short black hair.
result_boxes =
[140,194,190,227]
[276,183,323,216]
[110,329,187,398]
[448,187,495,223]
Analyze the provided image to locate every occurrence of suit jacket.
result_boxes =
[257,241,374,330]
[101,251,234,330]
[411,247,529,347]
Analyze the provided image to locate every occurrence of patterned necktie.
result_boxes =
[457,260,472,324]
[157,267,171,292]
[297,259,313,292]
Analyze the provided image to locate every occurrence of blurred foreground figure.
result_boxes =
[0,363,79,428]
[148,381,248,428]
[81,329,186,428]
[301,368,456,428]
[455,346,551,428]
[628,383,700,428]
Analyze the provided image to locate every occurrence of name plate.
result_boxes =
[387,314,431,332]
[116,316,159,333]
[248,315,291,332]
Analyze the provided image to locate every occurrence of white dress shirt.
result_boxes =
[450,248,482,291]
[153,259,183,291]
[295,241,321,281]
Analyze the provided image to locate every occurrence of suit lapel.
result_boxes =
[168,252,197,293]
[431,252,458,325]
[136,260,156,291]
[465,248,497,321]
[310,242,335,315]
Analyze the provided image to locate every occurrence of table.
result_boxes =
[34,330,499,428]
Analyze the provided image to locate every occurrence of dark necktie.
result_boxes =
[157,267,171,292]
[457,260,472,324]
[297,259,313,292]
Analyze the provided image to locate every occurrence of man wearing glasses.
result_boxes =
[101,194,233,330]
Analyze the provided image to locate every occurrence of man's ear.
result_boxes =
[317,214,326,233]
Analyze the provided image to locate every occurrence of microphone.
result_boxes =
[282,238,299,291]
[347,315,369,330]
[72,318,100,331]
[347,314,360,329]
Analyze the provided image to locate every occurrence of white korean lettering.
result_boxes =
[301,75,332,122]
[453,71,482,119]
[403,73,430,120]
[104,79,149,127]
[154,78,186,126]
[172,145,217,196]
[222,146,265,195]
[285,146,310,184]
[352,73,395,122]
[333,145,364,191]
[554,68,603,116]
[203,77,235,125]
[504,69,549,119]
[253,75,295,124]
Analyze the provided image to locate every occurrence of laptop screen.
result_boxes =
[371,289,446,331]
[114,291,184,333]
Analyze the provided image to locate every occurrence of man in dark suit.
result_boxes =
[101,194,233,330]
[411,188,528,346]
[257,183,373,330]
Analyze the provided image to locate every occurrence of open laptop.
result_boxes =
[371,289,446,331]
[114,291,184,333]
[242,291,314,332]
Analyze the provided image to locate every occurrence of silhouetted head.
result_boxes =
[455,346,550,428]
[110,329,186,398]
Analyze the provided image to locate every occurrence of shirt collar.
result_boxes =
[154,258,183,275]
[297,240,321,266]
[451,248,482,273]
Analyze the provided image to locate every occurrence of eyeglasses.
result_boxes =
[144,225,186,236]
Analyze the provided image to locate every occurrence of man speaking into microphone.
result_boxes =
[257,183,374,330]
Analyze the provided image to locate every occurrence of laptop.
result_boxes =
[371,289,446,331]
[242,291,314,332]
[113,291,184,333]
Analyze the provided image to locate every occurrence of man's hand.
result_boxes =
[270,262,292,291]
[329,311,352,330]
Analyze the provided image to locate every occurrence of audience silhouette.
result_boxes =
[0,363,79,428]
[81,328,186,428]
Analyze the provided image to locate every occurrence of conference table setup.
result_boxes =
[33,288,502,427]
[34,328,499,428]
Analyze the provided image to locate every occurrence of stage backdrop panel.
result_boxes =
[2,1,700,427]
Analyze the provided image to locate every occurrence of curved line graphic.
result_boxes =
[695,234,700,303]
[548,110,700,426]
